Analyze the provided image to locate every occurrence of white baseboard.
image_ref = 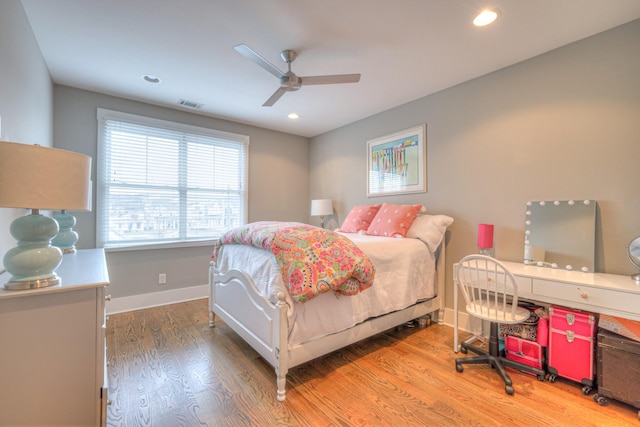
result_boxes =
[441,307,483,336]
[107,284,208,314]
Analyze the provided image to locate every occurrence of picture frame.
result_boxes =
[367,124,426,197]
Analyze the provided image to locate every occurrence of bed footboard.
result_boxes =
[208,235,448,402]
[209,262,290,401]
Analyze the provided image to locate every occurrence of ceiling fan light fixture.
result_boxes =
[473,9,499,27]
[142,74,161,84]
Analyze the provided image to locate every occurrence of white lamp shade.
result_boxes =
[0,141,91,211]
[310,199,333,216]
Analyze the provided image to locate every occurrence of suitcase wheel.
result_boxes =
[593,393,608,406]
[581,385,592,395]
[548,374,557,383]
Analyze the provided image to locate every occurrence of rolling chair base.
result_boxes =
[455,328,546,395]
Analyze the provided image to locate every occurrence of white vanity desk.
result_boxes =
[453,260,640,352]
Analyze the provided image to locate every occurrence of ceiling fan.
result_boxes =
[233,44,361,107]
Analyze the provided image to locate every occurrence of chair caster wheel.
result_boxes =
[537,374,545,381]
[548,374,557,383]
[456,363,463,373]
[582,386,592,395]
[460,346,468,354]
[505,385,514,395]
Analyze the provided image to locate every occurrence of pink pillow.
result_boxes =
[367,203,422,237]
[339,204,382,233]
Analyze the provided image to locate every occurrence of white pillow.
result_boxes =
[406,214,454,251]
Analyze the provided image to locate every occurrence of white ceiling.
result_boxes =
[20,0,640,138]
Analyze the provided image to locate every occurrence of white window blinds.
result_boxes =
[97,108,248,249]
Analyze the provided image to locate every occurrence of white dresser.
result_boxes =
[0,248,110,427]
[454,260,640,352]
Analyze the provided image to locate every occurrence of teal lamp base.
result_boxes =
[52,210,79,254]
[3,210,63,290]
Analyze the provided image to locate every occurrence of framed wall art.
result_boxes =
[367,124,426,197]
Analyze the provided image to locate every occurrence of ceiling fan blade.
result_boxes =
[234,44,286,79]
[263,87,287,107]
[300,74,361,85]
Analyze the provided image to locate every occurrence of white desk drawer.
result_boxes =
[458,267,531,296]
[514,276,533,295]
[532,279,640,314]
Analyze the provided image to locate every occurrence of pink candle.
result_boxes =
[478,224,494,249]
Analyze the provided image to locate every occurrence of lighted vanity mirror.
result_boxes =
[524,200,596,272]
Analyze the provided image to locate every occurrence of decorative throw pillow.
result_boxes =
[406,214,454,251]
[366,203,422,237]
[338,204,382,233]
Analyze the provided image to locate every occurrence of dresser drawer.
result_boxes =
[533,279,640,314]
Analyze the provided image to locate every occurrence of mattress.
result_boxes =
[214,232,437,346]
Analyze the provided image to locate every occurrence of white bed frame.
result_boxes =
[208,238,447,401]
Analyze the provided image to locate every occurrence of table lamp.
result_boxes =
[478,223,494,257]
[310,199,333,229]
[0,141,91,290]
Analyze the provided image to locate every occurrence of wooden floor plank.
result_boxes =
[106,299,639,426]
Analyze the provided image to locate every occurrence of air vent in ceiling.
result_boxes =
[177,99,203,109]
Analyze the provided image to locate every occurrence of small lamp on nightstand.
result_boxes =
[311,199,333,229]
[0,141,91,290]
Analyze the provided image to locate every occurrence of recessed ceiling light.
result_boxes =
[142,74,161,83]
[473,9,499,27]
[288,113,300,120]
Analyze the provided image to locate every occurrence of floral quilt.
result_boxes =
[211,221,376,303]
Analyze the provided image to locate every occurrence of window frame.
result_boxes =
[96,108,249,251]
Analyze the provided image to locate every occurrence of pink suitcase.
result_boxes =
[548,306,597,394]
[505,335,544,374]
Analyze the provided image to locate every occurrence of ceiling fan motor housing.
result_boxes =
[281,73,302,91]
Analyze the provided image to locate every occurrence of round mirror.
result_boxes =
[627,236,640,282]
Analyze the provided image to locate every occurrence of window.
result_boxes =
[97,108,248,249]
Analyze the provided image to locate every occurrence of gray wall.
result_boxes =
[310,20,640,310]
[0,0,53,259]
[53,86,309,298]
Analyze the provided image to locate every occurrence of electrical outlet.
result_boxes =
[158,273,166,284]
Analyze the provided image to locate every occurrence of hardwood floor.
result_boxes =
[106,298,638,426]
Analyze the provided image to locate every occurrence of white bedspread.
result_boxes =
[214,232,436,346]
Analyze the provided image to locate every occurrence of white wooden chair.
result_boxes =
[454,254,545,395]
